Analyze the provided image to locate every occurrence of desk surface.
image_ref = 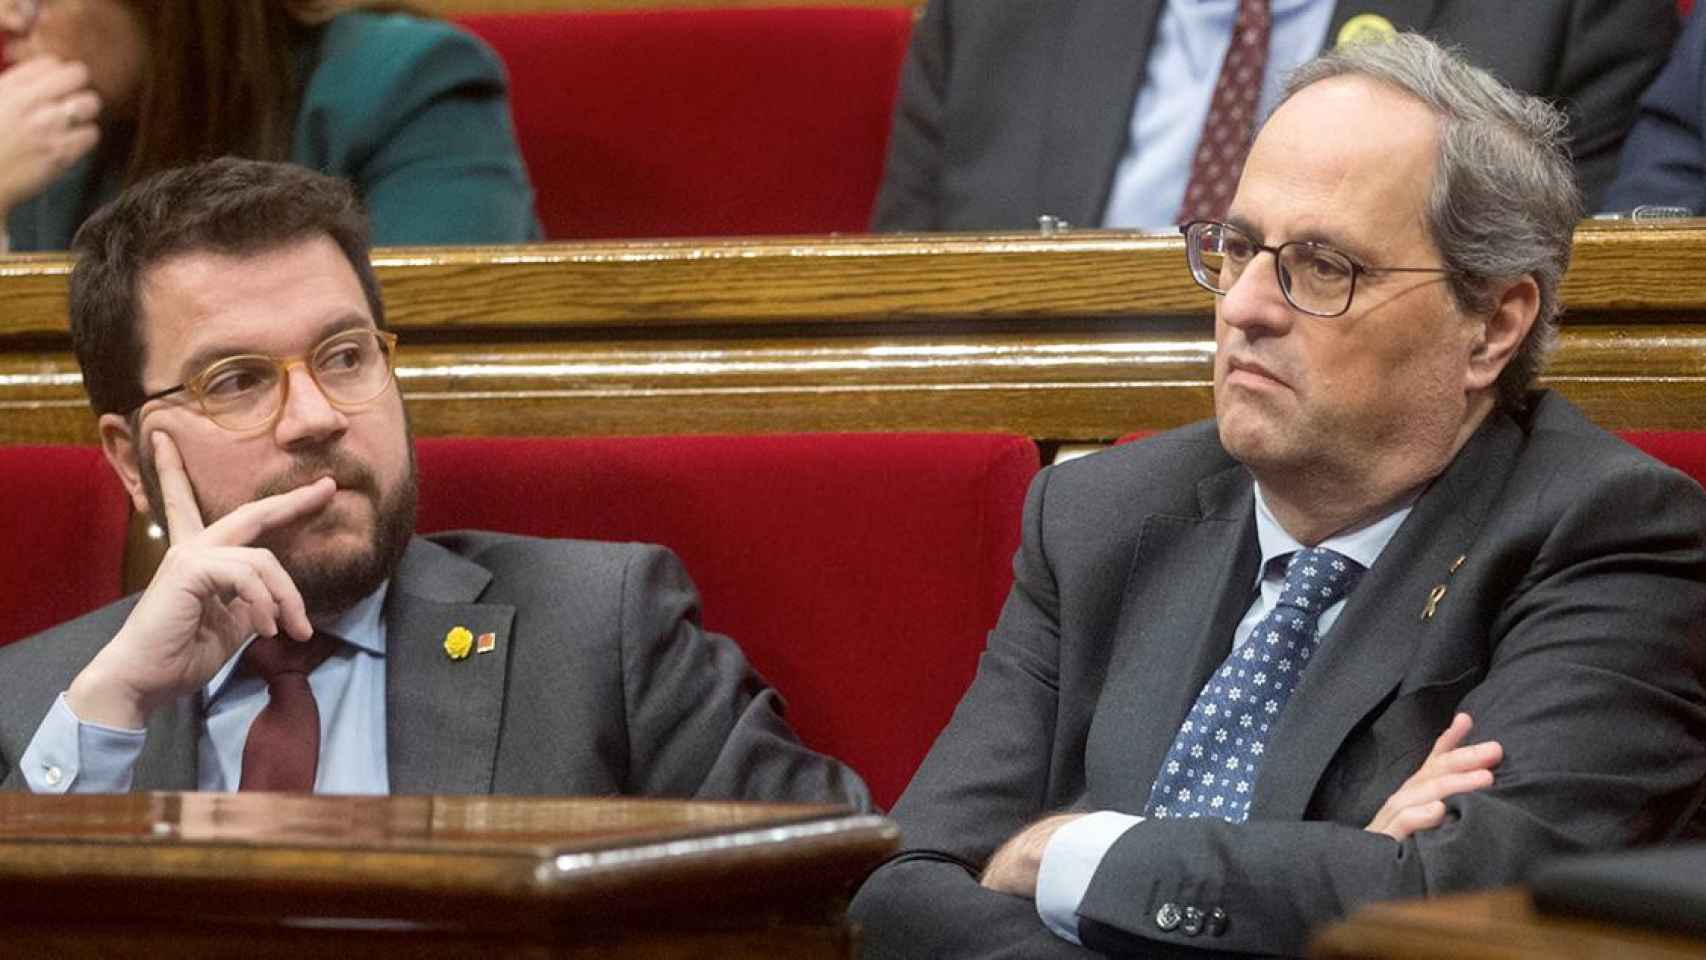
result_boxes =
[0,792,895,958]
[1312,888,1706,960]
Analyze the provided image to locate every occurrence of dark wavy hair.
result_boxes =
[69,157,384,417]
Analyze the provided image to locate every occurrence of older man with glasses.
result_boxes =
[0,157,870,811]
[852,32,1706,960]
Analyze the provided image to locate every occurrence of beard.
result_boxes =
[140,441,417,621]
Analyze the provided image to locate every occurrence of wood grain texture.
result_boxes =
[3,221,1704,446]
[1311,888,1706,960]
[0,792,893,957]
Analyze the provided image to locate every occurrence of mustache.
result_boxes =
[254,450,380,501]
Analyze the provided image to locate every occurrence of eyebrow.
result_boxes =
[1225,214,1378,268]
[172,314,376,385]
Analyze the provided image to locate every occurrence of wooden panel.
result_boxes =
[1312,888,1706,960]
[3,221,1704,446]
[0,792,895,958]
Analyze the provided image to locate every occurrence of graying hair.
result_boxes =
[1280,33,1581,412]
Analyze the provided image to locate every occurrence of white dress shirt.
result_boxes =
[1102,0,1335,230]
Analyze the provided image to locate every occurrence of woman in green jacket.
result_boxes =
[0,0,540,251]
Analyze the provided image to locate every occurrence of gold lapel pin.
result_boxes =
[476,631,497,655]
[1336,13,1397,49]
[1421,584,1447,621]
[444,626,474,661]
[1449,554,1467,575]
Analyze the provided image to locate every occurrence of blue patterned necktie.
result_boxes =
[1143,546,1364,822]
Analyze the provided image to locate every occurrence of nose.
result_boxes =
[272,362,349,449]
[1216,251,1296,339]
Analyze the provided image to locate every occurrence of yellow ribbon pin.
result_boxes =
[444,626,474,661]
[1336,13,1397,48]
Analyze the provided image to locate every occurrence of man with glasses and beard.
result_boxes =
[852,34,1706,959]
[0,157,869,808]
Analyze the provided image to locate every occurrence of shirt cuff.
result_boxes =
[1036,810,1144,945]
[19,692,145,793]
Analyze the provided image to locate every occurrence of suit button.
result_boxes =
[1155,902,1182,931]
[1181,905,1204,936]
[1208,907,1229,936]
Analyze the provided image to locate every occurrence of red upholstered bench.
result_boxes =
[455,7,914,239]
[0,445,131,648]
[413,432,1036,807]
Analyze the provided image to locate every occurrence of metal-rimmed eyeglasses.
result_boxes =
[1180,219,1461,318]
[128,328,401,432]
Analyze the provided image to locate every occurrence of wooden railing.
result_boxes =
[3,220,1704,448]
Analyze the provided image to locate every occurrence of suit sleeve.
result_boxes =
[1602,7,1706,212]
[615,544,872,810]
[1072,459,1706,957]
[869,0,949,231]
[1554,0,1679,210]
[296,15,541,245]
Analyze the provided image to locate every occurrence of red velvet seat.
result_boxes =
[455,7,914,240]
[0,445,131,648]
[414,432,1037,807]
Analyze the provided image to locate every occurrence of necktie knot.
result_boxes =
[1276,546,1364,615]
[243,631,339,681]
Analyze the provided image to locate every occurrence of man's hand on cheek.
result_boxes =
[66,431,335,729]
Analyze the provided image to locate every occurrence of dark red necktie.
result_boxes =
[1176,0,1274,223]
[238,632,340,792]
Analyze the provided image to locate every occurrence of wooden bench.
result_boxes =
[3,220,1704,449]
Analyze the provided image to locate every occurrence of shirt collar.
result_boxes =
[203,580,390,702]
[1251,483,1413,586]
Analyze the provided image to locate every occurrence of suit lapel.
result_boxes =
[1090,464,1259,811]
[1251,413,1521,819]
[1326,0,1444,45]
[383,538,515,794]
[131,695,198,790]
[1040,0,1164,225]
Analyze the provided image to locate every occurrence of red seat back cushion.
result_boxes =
[456,8,914,239]
[0,446,131,646]
[1622,431,1706,489]
[413,433,1036,808]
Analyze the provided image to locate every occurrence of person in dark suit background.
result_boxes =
[1603,7,1706,212]
[0,156,867,808]
[873,0,1677,232]
[851,33,1706,959]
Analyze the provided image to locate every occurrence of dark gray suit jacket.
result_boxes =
[851,391,1706,958]
[0,532,871,807]
[873,0,1678,231]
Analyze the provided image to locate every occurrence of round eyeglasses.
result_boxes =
[1181,219,1461,318]
[129,329,400,432]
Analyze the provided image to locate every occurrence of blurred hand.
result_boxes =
[0,56,101,220]
[66,432,335,729]
[1365,712,1503,841]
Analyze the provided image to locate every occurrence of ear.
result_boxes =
[1465,275,1540,393]
[98,412,154,518]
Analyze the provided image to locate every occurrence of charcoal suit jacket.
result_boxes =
[851,391,1706,958]
[0,532,870,808]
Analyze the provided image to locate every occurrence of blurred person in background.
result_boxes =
[0,0,539,251]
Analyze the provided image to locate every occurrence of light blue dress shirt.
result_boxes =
[1036,483,1414,944]
[1101,0,1335,230]
[21,583,391,795]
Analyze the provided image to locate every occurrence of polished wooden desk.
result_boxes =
[0,792,896,958]
[1312,888,1706,960]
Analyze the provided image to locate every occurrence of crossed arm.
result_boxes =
[980,712,1503,899]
